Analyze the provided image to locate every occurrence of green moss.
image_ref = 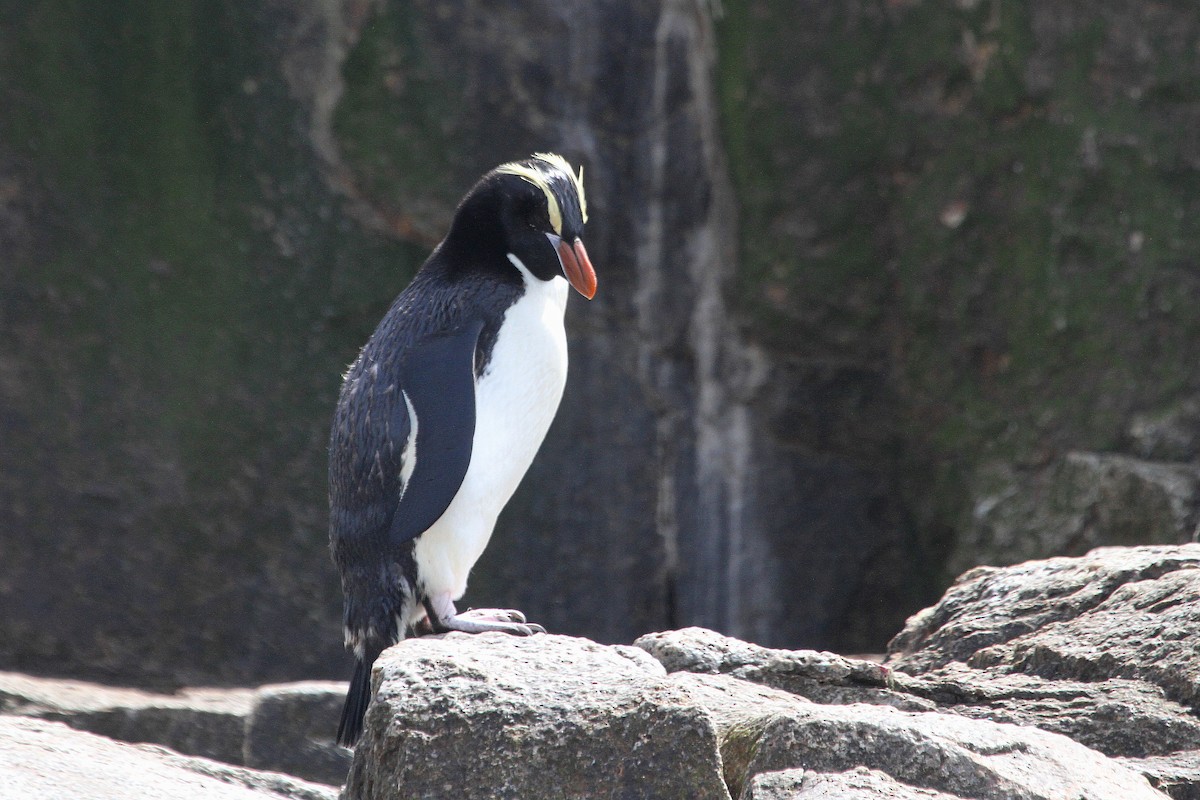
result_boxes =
[333,1,468,240]
[3,2,231,448]
[717,719,769,800]
[0,0,437,680]
[717,0,1200,583]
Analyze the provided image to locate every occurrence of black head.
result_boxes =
[443,153,597,299]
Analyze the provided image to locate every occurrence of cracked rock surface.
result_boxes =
[4,546,1198,799]
[343,628,1165,800]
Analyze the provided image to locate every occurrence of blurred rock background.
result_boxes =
[1,0,1198,687]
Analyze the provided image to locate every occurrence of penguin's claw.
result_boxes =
[423,597,546,636]
[459,607,526,624]
[451,608,545,635]
[442,614,543,636]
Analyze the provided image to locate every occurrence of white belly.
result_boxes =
[413,264,570,601]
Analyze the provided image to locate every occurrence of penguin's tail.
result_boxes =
[336,652,377,748]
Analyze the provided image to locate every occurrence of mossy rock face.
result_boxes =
[0,1,427,684]
[716,0,1200,579]
[0,0,674,684]
[4,0,1200,686]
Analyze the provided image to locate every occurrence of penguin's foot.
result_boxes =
[423,596,546,636]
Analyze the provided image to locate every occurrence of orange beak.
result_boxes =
[555,237,597,300]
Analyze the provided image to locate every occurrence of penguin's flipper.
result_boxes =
[387,320,484,548]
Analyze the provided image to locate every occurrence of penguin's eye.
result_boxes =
[510,190,543,229]
[523,205,546,231]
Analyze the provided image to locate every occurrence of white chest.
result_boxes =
[412,262,569,600]
[472,269,570,499]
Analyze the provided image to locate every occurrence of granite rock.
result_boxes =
[887,545,1200,793]
[344,630,1164,800]
[0,671,351,787]
[0,670,254,765]
[889,545,1200,701]
[0,716,336,800]
[344,632,729,800]
[676,672,1163,800]
[244,682,351,786]
[635,627,933,711]
[742,767,976,800]
[954,456,1200,574]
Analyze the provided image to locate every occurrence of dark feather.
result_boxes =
[386,320,484,547]
[335,656,370,747]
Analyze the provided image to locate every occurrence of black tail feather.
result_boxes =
[336,656,374,747]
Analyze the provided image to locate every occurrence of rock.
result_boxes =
[889,545,1200,698]
[0,670,254,765]
[1127,399,1200,462]
[346,630,1164,800]
[13,546,1194,798]
[743,767,969,799]
[676,672,1164,800]
[639,622,1200,760]
[739,700,1163,800]
[0,716,337,800]
[666,671,822,799]
[636,626,797,675]
[638,624,1200,759]
[635,627,934,711]
[345,632,730,800]
[886,544,1200,779]
[244,682,351,787]
[153,750,340,800]
[1118,751,1200,800]
[716,0,1200,650]
[897,663,1200,758]
[741,769,811,800]
[0,671,351,787]
[953,456,1200,575]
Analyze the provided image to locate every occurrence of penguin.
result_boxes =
[328,153,597,747]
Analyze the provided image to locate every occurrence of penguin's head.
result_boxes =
[447,153,597,299]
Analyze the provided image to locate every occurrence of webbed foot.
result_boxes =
[423,597,546,636]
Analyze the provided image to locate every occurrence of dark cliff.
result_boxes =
[2,0,1198,685]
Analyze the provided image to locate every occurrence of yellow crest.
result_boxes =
[495,152,588,236]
